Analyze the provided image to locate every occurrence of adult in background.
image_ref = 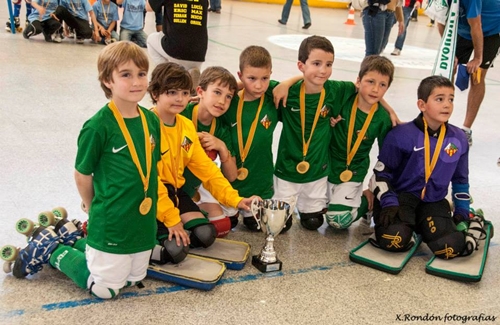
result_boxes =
[278,0,311,29]
[146,0,208,93]
[438,0,500,146]
[391,0,421,56]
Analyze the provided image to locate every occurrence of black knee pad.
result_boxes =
[189,223,216,248]
[374,223,413,252]
[299,212,324,230]
[426,231,465,259]
[280,217,293,234]
[229,212,239,229]
[154,238,189,264]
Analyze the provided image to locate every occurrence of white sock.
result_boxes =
[462,126,471,132]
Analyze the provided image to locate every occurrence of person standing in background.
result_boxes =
[278,0,311,29]
[391,0,421,56]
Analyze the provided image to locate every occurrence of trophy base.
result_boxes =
[252,255,282,273]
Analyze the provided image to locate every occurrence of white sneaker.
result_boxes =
[52,33,62,43]
[391,48,401,56]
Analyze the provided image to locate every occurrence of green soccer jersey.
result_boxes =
[222,80,279,198]
[181,102,234,197]
[328,92,392,184]
[75,104,161,254]
[275,80,354,183]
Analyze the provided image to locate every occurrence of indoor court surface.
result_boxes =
[0,1,499,324]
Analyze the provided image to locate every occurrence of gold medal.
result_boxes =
[139,197,152,215]
[296,161,310,174]
[192,190,201,202]
[237,167,249,180]
[339,169,353,182]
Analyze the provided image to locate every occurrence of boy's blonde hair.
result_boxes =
[239,46,272,72]
[198,66,238,95]
[358,55,395,86]
[417,75,455,102]
[97,41,149,99]
[148,62,193,104]
[298,35,334,64]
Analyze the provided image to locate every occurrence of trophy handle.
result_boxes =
[250,197,261,230]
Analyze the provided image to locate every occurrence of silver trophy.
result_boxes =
[250,198,295,272]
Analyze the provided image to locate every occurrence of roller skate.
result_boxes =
[1,219,60,278]
[38,207,83,246]
[5,17,22,33]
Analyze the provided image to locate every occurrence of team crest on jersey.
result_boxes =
[320,105,330,118]
[444,142,458,157]
[356,130,368,140]
[150,135,156,151]
[181,136,193,153]
[260,114,272,129]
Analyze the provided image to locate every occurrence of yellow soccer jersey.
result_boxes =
[155,112,243,227]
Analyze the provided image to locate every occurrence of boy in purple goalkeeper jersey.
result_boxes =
[369,75,486,260]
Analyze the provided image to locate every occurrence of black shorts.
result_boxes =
[157,184,201,237]
[456,33,500,69]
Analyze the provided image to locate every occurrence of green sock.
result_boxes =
[49,245,90,289]
[356,195,369,222]
[72,237,87,252]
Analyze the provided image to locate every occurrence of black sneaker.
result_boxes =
[243,217,260,232]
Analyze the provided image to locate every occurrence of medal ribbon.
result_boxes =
[299,83,325,160]
[192,104,216,135]
[346,95,377,167]
[101,1,110,24]
[236,89,265,166]
[421,118,446,199]
[109,101,152,197]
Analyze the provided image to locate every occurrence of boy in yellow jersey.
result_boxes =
[149,62,258,264]
[180,66,239,238]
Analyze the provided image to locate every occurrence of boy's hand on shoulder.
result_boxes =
[167,222,190,247]
[273,83,290,108]
[237,196,262,211]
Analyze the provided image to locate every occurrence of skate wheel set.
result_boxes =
[1,207,69,274]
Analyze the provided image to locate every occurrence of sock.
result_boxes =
[13,4,21,17]
[462,126,471,132]
[72,237,87,252]
[49,245,90,289]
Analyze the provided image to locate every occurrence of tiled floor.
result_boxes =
[0,1,499,324]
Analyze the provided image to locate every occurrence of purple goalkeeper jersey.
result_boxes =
[375,114,469,208]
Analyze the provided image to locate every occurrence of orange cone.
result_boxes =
[345,6,356,25]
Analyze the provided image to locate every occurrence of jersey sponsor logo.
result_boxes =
[413,146,425,152]
[444,142,458,157]
[320,105,330,118]
[150,135,156,151]
[112,144,128,153]
[161,148,170,156]
[181,136,193,153]
[344,195,355,200]
[231,122,238,127]
[260,114,272,129]
[290,107,300,112]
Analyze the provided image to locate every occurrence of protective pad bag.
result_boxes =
[189,238,251,270]
[349,234,423,274]
[425,221,493,282]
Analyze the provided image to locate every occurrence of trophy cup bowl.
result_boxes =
[250,198,295,273]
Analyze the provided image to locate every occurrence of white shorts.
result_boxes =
[327,181,363,209]
[86,246,151,290]
[195,184,239,216]
[147,32,203,69]
[273,176,328,213]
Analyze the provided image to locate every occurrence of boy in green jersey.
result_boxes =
[6,42,161,299]
[325,55,394,230]
[274,35,355,231]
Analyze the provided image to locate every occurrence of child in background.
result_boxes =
[5,0,32,33]
[117,0,147,48]
[23,0,61,42]
[52,0,99,44]
[92,0,119,44]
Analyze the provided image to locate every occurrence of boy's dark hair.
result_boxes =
[198,66,238,95]
[298,35,334,63]
[417,75,455,102]
[358,55,395,86]
[148,62,192,104]
[239,46,272,71]
[97,41,149,99]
